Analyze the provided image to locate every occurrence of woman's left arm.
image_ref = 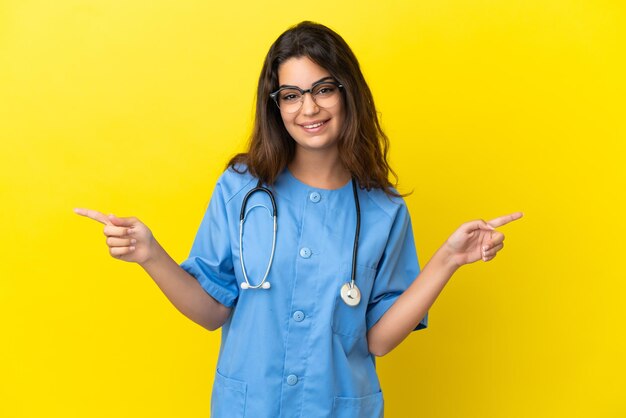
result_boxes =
[366,212,523,357]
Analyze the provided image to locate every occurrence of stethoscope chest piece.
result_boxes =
[340,282,361,307]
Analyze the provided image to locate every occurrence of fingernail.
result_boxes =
[129,246,135,251]
[131,239,137,244]
[482,246,488,251]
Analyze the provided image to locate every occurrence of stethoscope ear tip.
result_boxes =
[241,281,271,290]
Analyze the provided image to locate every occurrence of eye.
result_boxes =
[314,84,337,96]
[280,90,301,102]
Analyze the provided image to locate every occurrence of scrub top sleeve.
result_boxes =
[366,203,428,331]
[180,181,239,308]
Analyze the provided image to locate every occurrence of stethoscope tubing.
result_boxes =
[239,178,361,297]
[239,181,277,290]
[350,178,360,289]
[240,181,277,220]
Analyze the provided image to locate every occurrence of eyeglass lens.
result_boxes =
[277,83,341,113]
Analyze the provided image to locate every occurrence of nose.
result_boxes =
[300,92,319,115]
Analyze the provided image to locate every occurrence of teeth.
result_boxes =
[303,122,324,129]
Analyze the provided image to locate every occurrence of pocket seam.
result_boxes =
[332,391,384,412]
[215,369,247,394]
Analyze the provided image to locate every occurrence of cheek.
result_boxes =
[280,113,298,138]
[335,98,346,123]
[334,107,346,131]
[279,111,294,127]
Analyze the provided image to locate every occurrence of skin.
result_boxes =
[278,56,350,189]
[366,213,522,356]
[75,56,523,355]
[72,210,231,331]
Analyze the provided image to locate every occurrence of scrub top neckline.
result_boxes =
[284,168,353,192]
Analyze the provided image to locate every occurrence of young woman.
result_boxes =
[76,21,521,418]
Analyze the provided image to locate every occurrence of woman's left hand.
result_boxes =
[445,212,523,267]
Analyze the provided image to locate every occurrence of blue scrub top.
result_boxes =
[181,167,427,418]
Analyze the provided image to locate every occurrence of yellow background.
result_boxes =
[1,1,624,417]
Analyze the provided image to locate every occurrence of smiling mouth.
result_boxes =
[301,120,328,129]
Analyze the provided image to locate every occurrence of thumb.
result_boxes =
[108,214,138,228]
[460,219,495,234]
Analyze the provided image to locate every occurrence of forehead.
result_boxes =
[277,56,332,87]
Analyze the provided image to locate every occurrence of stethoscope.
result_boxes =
[239,179,362,307]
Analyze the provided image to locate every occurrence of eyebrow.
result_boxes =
[277,76,335,90]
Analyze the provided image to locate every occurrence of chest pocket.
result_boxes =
[331,264,377,340]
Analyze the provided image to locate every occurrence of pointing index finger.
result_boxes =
[487,212,524,228]
[74,208,112,225]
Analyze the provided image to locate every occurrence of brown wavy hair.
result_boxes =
[229,21,400,196]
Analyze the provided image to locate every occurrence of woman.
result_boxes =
[76,21,521,418]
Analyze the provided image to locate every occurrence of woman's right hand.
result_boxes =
[74,208,156,265]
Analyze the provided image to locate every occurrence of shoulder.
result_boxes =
[215,164,257,204]
[360,187,409,221]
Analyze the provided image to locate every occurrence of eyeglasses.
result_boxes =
[270,79,343,114]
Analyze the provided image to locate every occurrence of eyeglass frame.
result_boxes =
[269,78,344,113]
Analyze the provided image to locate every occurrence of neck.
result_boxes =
[289,148,351,190]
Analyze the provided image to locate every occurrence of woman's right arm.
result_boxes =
[74,208,231,331]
